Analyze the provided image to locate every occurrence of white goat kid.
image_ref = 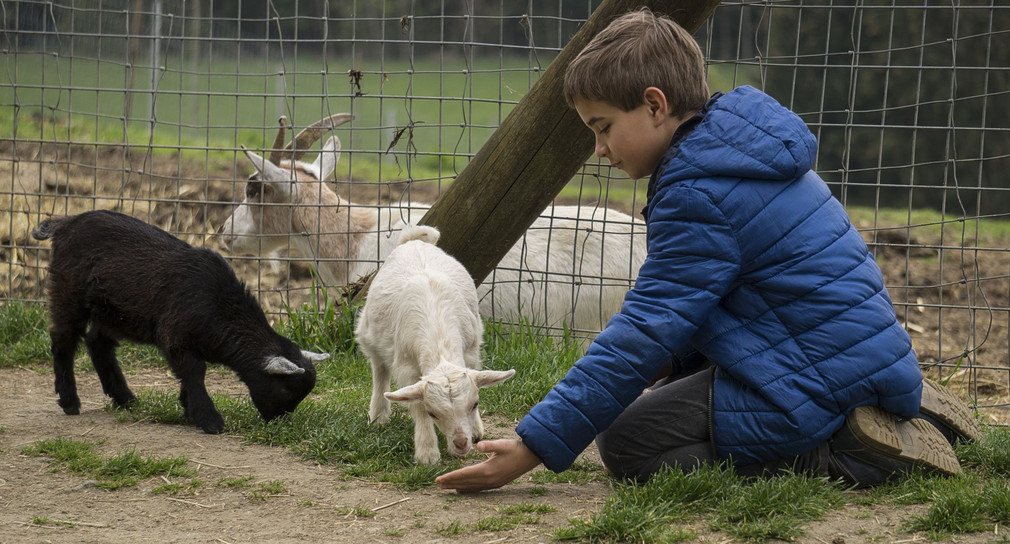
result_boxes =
[355,224,515,465]
[221,114,648,334]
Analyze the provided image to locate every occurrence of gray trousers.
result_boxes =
[594,365,893,487]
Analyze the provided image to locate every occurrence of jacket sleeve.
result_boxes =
[516,185,742,472]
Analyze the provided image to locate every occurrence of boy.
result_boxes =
[436,8,980,492]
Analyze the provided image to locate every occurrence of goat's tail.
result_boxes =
[396,223,440,246]
[31,216,68,241]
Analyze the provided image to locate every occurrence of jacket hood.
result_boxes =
[660,86,818,186]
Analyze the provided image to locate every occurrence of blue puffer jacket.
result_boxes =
[517,86,923,472]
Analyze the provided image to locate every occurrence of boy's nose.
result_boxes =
[595,141,607,158]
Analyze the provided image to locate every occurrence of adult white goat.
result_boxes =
[355,224,514,464]
[221,115,648,333]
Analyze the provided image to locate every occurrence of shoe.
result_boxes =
[918,378,984,444]
[835,405,961,480]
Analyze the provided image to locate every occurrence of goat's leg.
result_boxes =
[408,403,440,465]
[47,306,87,415]
[369,361,392,425]
[85,327,136,409]
[169,351,224,434]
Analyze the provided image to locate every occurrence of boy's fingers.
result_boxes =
[475,438,513,454]
[436,463,490,489]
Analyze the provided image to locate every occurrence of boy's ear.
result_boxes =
[643,87,669,122]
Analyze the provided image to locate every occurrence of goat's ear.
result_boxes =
[314,136,342,181]
[472,369,516,389]
[241,145,291,183]
[263,356,306,375]
[384,381,426,403]
[301,350,330,362]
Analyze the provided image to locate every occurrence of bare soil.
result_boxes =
[0,365,1001,544]
[0,366,611,543]
[2,141,1008,543]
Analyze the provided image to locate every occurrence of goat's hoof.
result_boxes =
[112,392,138,409]
[196,414,226,434]
[414,449,441,465]
[58,398,81,415]
[200,424,225,434]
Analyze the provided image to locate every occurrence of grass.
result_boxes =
[847,204,1010,248]
[0,300,51,367]
[22,437,195,491]
[1,56,754,214]
[5,299,1010,542]
[249,480,290,500]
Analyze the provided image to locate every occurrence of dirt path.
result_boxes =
[3,367,1006,543]
[0,366,612,544]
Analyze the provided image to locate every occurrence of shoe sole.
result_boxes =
[920,378,984,443]
[847,405,902,456]
[847,405,961,476]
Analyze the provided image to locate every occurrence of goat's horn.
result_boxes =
[286,113,354,161]
[268,115,289,165]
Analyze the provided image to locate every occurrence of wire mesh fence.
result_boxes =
[2,1,1007,420]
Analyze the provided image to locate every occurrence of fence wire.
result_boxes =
[2,1,1008,420]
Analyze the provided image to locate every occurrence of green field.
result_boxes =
[3,54,537,165]
[1,52,751,205]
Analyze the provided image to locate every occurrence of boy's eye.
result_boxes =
[601,125,611,135]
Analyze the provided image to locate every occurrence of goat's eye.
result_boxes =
[427,412,437,420]
[471,401,478,412]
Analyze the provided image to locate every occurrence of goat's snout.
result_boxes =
[451,430,471,456]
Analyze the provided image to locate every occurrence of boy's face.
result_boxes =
[574,94,679,180]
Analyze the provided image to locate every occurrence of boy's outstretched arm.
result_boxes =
[436,439,542,492]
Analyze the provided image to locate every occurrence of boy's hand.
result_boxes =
[435,439,542,492]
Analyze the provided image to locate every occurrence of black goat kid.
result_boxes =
[32,210,327,433]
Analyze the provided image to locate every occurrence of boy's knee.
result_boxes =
[595,430,643,480]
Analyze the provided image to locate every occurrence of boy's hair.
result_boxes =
[564,8,709,116]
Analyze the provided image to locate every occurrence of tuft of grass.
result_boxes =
[30,515,85,528]
[557,463,845,543]
[114,389,189,426]
[152,479,203,495]
[529,486,548,497]
[531,460,607,485]
[896,472,988,536]
[479,318,580,415]
[93,448,194,490]
[957,426,1010,475]
[886,470,1010,537]
[710,472,847,542]
[278,275,359,356]
[22,437,104,475]
[22,437,195,490]
[350,503,377,518]
[434,520,465,537]
[250,480,289,500]
[473,503,556,532]
[0,300,52,367]
[218,475,256,488]
[502,502,556,515]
